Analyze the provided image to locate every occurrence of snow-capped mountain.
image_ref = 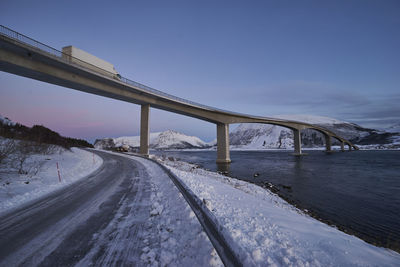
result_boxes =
[385,123,400,133]
[229,115,395,149]
[0,115,16,126]
[269,115,373,141]
[230,123,295,149]
[94,130,210,150]
[95,116,400,151]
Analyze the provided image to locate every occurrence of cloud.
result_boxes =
[240,80,369,107]
[337,95,400,119]
[228,80,400,128]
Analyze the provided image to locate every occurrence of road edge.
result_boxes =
[131,154,245,267]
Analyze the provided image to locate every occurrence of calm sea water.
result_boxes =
[154,150,400,252]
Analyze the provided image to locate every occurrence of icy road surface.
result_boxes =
[0,150,221,266]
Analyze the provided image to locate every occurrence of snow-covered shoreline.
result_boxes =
[153,155,400,266]
[0,147,103,216]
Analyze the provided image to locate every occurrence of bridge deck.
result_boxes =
[0,25,358,151]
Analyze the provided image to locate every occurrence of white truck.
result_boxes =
[62,46,120,79]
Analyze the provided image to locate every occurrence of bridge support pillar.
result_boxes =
[216,123,231,163]
[348,144,352,151]
[139,104,150,156]
[324,133,332,152]
[340,142,345,152]
[293,129,302,155]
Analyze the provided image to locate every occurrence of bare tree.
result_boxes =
[2,138,61,176]
[0,139,16,165]
[12,141,53,174]
[13,142,30,174]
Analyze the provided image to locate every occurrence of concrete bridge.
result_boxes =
[0,25,358,163]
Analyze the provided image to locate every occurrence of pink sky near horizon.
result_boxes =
[0,73,216,142]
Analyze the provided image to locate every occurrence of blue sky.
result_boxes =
[1,0,399,142]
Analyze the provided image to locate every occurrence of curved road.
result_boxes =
[0,150,153,266]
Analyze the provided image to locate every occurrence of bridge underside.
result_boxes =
[0,33,358,164]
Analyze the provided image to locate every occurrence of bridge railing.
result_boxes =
[0,25,236,114]
[0,25,63,58]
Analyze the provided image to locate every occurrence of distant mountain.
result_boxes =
[94,130,210,150]
[385,123,400,133]
[94,115,400,151]
[230,123,295,149]
[230,115,400,149]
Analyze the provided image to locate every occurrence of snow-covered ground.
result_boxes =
[154,155,400,266]
[133,156,222,266]
[93,151,222,266]
[357,144,400,150]
[0,144,102,215]
[3,141,399,265]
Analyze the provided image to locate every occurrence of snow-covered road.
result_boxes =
[0,150,220,266]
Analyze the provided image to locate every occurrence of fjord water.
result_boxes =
[155,150,400,252]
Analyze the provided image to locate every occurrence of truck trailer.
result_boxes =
[62,46,120,79]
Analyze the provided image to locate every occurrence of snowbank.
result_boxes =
[95,151,223,266]
[156,157,400,266]
[0,147,102,215]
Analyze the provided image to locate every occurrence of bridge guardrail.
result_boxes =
[0,26,359,149]
[0,25,235,114]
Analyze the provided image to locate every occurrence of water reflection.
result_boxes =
[294,156,303,175]
[216,162,230,175]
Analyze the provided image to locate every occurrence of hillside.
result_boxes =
[0,115,93,149]
[230,115,400,149]
[385,123,400,133]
